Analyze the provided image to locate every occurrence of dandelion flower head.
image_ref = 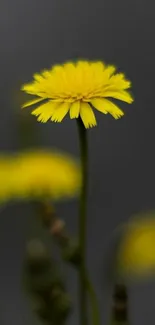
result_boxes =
[21,60,133,128]
[13,150,81,200]
[117,213,155,278]
[0,150,81,203]
[0,157,16,202]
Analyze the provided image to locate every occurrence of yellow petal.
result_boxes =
[21,83,38,95]
[102,65,116,80]
[69,101,80,119]
[41,69,52,79]
[108,73,131,90]
[90,98,108,114]
[51,102,70,122]
[80,102,97,128]
[63,62,76,74]
[22,97,44,108]
[33,73,45,83]
[32,101,59,123]
[103,90,133,104]
[90,61,105,73]
[63,62,77,86]
[92,98,124,119]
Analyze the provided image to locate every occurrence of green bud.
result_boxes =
[26,270,65,297]
[23,239,71,324]
[30,291,72,324]
[62,239,81,266]
[25,239,51,273]
[31,298,49,322]
[52,292,72,320]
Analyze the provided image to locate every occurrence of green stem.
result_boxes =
[77,117,88,325]
[85,271,101,325]
[77,118,101,325]
[111,284,128,325]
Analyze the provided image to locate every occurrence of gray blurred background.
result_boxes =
[0,0,155,324]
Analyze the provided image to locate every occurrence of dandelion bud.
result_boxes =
[62,239,81,266]
[25,239,51,273]
[23,238,71,324]
[50,219,65,237]
[31,298,49,322]
[53,292,72,319]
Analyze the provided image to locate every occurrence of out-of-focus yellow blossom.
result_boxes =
[21,60,133,129]
[13,150,81,200]
[0,150,81,203]
[0,157,16,202]
[117,212,155,278]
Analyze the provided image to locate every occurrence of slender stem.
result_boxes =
[111,284,128,325]
[77,117,88,325]
[85,271,101,325]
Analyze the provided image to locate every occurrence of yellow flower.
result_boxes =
[117,213,155,278]
[21,60,133,128]
[0,157,16,202]
[0,150,81,202]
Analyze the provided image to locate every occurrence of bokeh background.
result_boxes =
[0,0,155,324]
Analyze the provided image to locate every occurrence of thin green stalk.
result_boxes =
[77,117,88,325]
[85,271,101,325]
[77,118,101,325]
[110,284,128,325]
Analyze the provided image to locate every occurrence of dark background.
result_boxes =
[0,0,155,324]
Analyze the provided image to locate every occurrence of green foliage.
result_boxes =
[23,239,72,325]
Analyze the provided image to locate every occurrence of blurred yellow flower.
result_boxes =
[0,157,15,202]
[117,213,155,278]
[0,150,81,203]
[21,60,133,129]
